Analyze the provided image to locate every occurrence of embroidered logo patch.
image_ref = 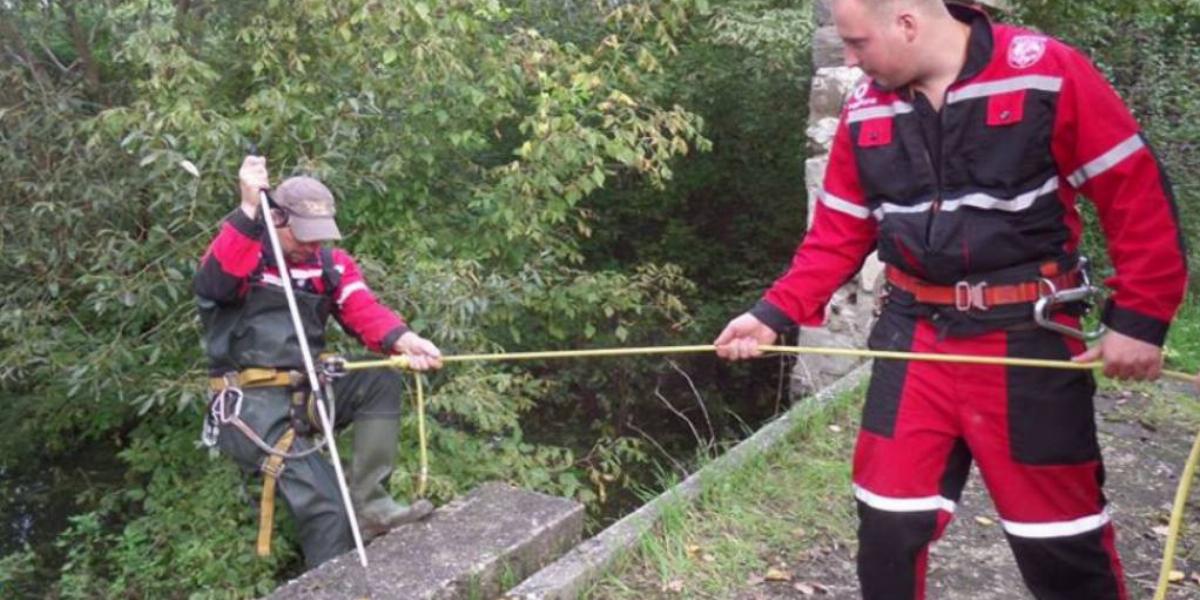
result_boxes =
[1008,35,1047,69]
[847,82,877,110]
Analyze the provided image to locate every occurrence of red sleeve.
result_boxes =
[193,209,263,303]
[1051,44,1188,346]
[330,250,409,354]
[751,113,879,332]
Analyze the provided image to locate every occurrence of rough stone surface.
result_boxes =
[811,26,845,70]
[814,0,832,26]
[264,482,583,600]
[794,60,875,398]
[807,66,864,122]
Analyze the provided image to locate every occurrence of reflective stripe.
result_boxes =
[260,273,284,287]
[1002,508,1111,539]
[873,176,1058,218]
[853,484,957,513]
[337,281,368,305]
[289,268,323,280]
[940,176,1059,213]
[847,101,914,124]
[873,201,933,220]
[820,190,872,220]
[947,75,1063,104]
[1067,134,1145,188]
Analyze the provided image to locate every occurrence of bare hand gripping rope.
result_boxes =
[329,343,1197,599]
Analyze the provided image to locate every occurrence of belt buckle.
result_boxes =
[954,280,988,312]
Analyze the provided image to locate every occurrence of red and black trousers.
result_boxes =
[853,309,1127,600]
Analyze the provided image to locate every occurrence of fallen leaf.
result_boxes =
[685,544,701,558]
[746,573,765,586]
[179,159,200,177]
[663,579,685,592]
[974,516,995,527]
[828,424,843,433]
[795,582,816,595]
[1152,525,1170,537]
[702,553,716,563]
[1168,570,1185,583]
[765,567,792,582]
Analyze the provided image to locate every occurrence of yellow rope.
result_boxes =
[348,343,1195,383]
[362,342,1195,598]
[1155,427,1200,600]
[415,373,428,498]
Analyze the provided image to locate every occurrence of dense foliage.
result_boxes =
[1,0,1195,596]
[0,0,812,595]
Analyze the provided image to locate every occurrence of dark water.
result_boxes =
[0,442,125,557]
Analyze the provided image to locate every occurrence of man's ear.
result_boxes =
[897,12,919,43]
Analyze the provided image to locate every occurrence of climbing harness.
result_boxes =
[202,370,331,459]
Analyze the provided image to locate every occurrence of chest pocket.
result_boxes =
[986,90,1026,127]
[857,117,894,147]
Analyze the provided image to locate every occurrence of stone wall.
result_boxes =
[788,0,878,397]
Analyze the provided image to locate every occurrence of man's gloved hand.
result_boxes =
[393,331,444,371]
[714,312,779,361]
[238,155,270,219]
[1072,329,1163,381]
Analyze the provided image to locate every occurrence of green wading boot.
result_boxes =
[350,418,434,541]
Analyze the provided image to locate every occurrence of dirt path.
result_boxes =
[739,388,1200,600]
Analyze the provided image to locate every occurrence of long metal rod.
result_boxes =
[260,190,369,568]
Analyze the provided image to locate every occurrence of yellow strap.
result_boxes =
[256,429,296,557]
[209,368,294,391]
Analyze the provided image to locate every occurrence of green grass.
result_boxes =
[1166,294,1200,374]
[584,387,863,598]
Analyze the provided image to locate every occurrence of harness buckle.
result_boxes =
[954,280,988,312]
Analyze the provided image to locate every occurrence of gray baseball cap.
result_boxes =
[273,176,342,242]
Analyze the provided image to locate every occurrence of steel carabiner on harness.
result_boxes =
[202,373,245,447]
[1033,257,1107,341]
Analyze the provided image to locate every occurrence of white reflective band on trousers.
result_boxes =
[853,483,958,514]
[1002,508,1112,539]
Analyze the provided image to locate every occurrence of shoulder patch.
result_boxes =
[1008,35,1048,69]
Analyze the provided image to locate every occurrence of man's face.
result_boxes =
[278,225,324,264]
[833,0,917,90]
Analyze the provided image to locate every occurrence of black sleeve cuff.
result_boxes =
[1101,299,1170,346]
[750,299,798,335]
[381,325,411,354]
[226,208,263,238]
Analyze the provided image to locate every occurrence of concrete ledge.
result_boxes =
[504,361,872,599]
[266,482,583,599]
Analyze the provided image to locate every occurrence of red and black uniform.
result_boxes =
[750,6,1186,600]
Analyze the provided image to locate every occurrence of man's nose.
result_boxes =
[843,47,860,68]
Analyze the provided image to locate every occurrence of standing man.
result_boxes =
[195,155,442,568]
[715,1,1186,599]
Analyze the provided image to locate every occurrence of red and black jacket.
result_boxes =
[753,5,1186,345]
[194,208,409,373]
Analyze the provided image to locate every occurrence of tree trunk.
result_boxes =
[57,0,103,103]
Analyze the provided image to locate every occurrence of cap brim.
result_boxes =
[289,216,342,242]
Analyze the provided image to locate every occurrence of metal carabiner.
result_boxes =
[1033,258,1107,341]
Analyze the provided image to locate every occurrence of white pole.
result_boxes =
[259,189,369,568]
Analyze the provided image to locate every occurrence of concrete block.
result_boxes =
[264,482,583,600]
